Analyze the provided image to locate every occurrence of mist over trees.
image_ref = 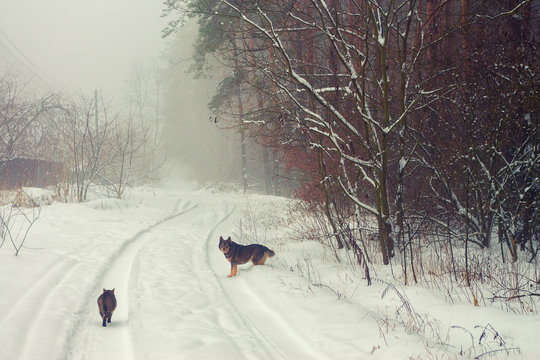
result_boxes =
[0,65,165,201]
[163,0,539,293]
[161,18,291,192]
[0,0,537,307]
[160,21,237,184]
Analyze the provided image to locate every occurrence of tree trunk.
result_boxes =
[232,42,248,194]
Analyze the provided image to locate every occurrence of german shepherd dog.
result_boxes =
[219,236,275,277]
[97,288,117,327]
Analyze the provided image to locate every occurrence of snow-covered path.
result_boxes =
[65,199,199,360]
[0,187,345,360]
[56,191,333,360]
[3,185,535,360]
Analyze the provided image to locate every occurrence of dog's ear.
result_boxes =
[219,236,223,241]
[227,236,231,241]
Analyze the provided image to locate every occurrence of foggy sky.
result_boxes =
[0,0,167,96]
[0,1,244,186]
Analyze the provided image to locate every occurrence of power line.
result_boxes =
[0,25,61,91]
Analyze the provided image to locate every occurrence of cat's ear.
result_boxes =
[219,236,223,241]
[227,236,231,241]
[103,288,106,293]
[112,288,115,293]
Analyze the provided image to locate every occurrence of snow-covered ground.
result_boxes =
[0,184,538,360]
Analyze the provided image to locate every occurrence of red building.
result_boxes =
[0,158,64,190]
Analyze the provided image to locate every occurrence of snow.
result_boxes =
[0,184,538,360]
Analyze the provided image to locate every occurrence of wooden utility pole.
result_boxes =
[94,89,99,133]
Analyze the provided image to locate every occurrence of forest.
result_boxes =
[0,66,163,202]
[161,0,540,307]
[0,0,538,315]
[0,2,538,359]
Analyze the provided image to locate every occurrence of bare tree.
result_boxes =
[98,106,151,199]
[0,72,61,163]
[54,92,112,202]
[124,61,166,183]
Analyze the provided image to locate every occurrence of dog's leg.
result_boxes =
[228,263,238,277]
[253,252,268,265]
[251,253,261,265]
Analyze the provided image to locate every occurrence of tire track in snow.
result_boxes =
[62,199,198,360]
[232,276,329,360]
[17,262,85,360]
[192,205,291,360]
[126,203,251,360]
[137,202,276,360]
[0,258,78,360]
[0,257,73,328]
[204,211,328,360]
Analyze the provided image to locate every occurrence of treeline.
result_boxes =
[0,66,164,201]
[164,1,539,282]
